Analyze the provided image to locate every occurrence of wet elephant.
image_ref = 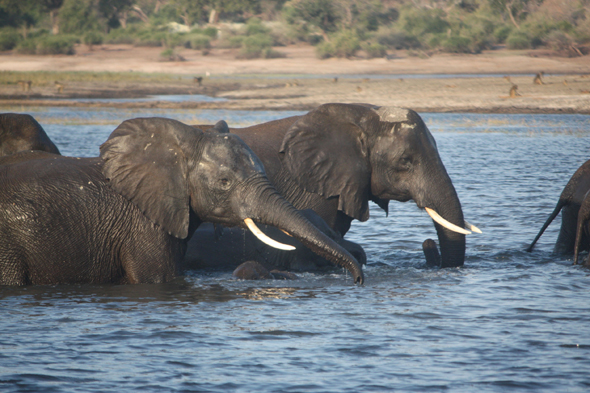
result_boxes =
[187,103,478,271]
[528,159,590,256]
[0,117,363,285]
[0,113,60,156]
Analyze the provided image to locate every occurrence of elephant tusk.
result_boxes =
[244,218,296,251]
[464,220,482,234]
[425,207,472,235]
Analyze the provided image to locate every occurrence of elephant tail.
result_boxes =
[526,199,566,252]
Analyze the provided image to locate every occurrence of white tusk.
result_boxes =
[244,218,296,251]
[425,207,472,235]
[464,220,482,234]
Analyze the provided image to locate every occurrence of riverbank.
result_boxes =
[1,44,589,113]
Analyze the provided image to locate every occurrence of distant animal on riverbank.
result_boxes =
[534,72,544,85]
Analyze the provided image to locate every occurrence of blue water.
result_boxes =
[1,106,590,392]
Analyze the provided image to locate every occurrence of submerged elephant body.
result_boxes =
[187,103,471,271]
[528,159,590,261]
[0,117,363,285]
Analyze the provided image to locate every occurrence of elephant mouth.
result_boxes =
[424,207,482,235]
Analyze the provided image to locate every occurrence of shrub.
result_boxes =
[331,30,361,58]
[493,25,512,44]
[245,18,271,36]
[15,38,38,54]
[545,30,574,51]
[399,7,449,37]
[188,34,211,50]
[160,48,185,61]
[362,42,387,58]
[36,35,77,55]
[506,31,531,49]
[237,33,276,59]
[318,41,337,58]
[0,29,21,51]
[83,31,104,50]
[376,29,421,50]
[442,36,472,53]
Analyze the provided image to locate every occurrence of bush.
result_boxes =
[245,18,271,36]
[399,7,449,37]
[362,42,387,58]
[331,30,361,58]
[36,35,77,55]
[0,29,21,51]
[237,33,279,59]
[15,38,37,54]
[442,36,472,53]
[376,29,421,50]
[506,31,531,49]
[493,25,512,44]
[187,34,211,50]
[83,31,104,49]
[545,30,574,51]
[160,48,185,61]
[315,41,334,58]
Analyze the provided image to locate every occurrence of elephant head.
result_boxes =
[100,117,363,283]
[279,103,475,268]
[0,113,60,156]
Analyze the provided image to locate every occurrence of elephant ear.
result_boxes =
[100,117,203,239]
[279,103,372,221]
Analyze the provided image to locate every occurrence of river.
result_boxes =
[1,106,590,392]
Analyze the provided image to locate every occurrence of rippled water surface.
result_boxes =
[1,107,590,392]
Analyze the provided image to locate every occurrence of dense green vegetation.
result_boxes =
[0,0,588,59]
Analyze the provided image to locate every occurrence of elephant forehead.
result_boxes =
[372,107,411,123]
[202,135,265,173]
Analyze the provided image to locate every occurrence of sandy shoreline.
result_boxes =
[1,44,589,114]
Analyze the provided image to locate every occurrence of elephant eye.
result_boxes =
[219,178,232,189]
[399,155,412,169]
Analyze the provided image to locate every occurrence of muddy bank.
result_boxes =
[1,44,589,114]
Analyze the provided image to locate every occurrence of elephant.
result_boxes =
[186,103,478,271]
[573,191,590,265]
[527,159,590,256]
[0,117,364,285]
[185,209,367,272]
[0,113,60,156]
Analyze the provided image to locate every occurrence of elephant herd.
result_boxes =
[0,103,586,286]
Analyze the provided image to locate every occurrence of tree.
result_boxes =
[98,0,134,30]
[283,0,341,41]
[59,0,101,34]
[41,0,64,34]
[0,0,43,37]
[168,0,211,26]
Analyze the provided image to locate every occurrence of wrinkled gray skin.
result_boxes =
[528,159,590,256]
[0,117,363,285]
[187,103,466,270]
[574,192,590,265]
[0,113,60,156]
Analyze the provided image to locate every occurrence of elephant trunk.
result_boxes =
[238,176,364,283]
[419,169,466,268]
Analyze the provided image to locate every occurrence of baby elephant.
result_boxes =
[0,117,363,285]
[528,159,590,260]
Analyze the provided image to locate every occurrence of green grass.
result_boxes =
[0,70,182,86]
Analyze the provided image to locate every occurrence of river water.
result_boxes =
[1,106,590,392]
